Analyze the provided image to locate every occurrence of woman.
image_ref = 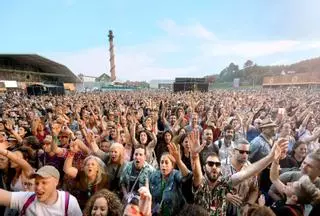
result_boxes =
[130,122,158,168]
[177,134,192,170]
[83,189,123,216]
[149,143,191,216]
[291,141,307,167]
[0,147,34,192]
[155,130,173,164]
[64,153,109,209]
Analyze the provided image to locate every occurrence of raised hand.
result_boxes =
[270,138,288,161]
[168,143,181,163]
[51,123,62,136]
[138,178,152,216]
[189,130,206,155]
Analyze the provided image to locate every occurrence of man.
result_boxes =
[249,118,279,202]
[221,139,259,216]
[269,149,320,201]
[120,146,155,201]
[249,119,278,163]
[0,166,81,215]
[189,131,285,215]
[200,128,219,165]
[214,124,235,164]
[247,118,262,142]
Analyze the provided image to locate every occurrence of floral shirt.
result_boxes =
[193,176,233,216]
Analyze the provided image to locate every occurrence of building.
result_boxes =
[262,72,320,88]
[0,54,80,94]
[149,79,174,89]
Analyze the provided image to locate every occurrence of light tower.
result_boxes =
[108,30,116,81]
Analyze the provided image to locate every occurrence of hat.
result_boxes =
[43,135,52,143]
[259,119,277,129]
[31,165,60,180]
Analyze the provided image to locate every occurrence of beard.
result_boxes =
[205,169,219,182]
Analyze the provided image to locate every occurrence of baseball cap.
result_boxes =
[30,165,60,180]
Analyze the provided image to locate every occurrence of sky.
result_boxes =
[1,0,320,81]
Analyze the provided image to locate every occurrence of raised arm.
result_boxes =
[63,144,79,179]
[231,139,286,187]
[0,148,34,177]
[189,131,205,188]
[168,143,190,177]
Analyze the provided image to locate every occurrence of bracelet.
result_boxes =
[67,151,75,157]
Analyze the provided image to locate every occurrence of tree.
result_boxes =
[243,60,254,69]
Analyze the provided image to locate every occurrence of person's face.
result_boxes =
[42,142,52,153]
[164,132,172,144]
[204,155,221,182]
[37,123,44,131]
[234,144,250,164]
[0,131,6,142]
[283,181,299,201]
[120,132,126,144]
[182,137,190,152]
[35,176,58,203]
[133,148,146,169]
[23,178,36,192]
[262,126,276,137]
[110,147,121,163]
[281,123,291,136]
[177,109,184,117]
[18,127,26,137]
[294,144,307,160]
[84,159,99,179]
[108,114,115,121]
[110,128,116,139]
[0,154,9,169]
[145,118,152,127]
[160,155,174,177]
[91,197,108,216]
[178,129,186,136]
[203,129,213,143]
[100,142,110,153]
[59,135,69,145]
[301,156,320,180]
[75,131,83,140]
[0,123,5,131]
[307,119,316,131]
[139,132,148,144]
[224,129,234,140]
[169,115,176,125]
[192,113,198,124]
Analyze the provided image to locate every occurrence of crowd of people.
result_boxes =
[0,88,320,216]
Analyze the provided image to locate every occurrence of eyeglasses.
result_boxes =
[235,148,250,155]
[206,161,221,167]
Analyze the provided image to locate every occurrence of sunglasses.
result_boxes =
[206,161,221,167]
[235,148,250,155]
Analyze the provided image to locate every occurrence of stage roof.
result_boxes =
[0,54,81,83]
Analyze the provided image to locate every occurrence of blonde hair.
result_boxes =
[109,142,125,165]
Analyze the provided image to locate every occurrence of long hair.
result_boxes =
[83,189,123,216]
[83,155,106,185]
[109,142,125,165]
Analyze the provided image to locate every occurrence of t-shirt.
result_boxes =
[10,191,82,216]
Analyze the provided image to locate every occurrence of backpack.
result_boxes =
[20,192,70,216]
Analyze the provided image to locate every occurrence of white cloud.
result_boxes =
[159,19,216,40]
[45,19,320,81]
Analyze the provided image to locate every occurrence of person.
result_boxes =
[221,138,259,216]
[120,146,155,203]
[0,165,82,215]
[190,130,286,215]
[83,189,123,216]
[269,159,320,215]
[149,143,191,216]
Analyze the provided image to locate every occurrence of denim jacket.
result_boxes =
[149,169,188,216]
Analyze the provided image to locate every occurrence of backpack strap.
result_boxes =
[65,192,70,216]
[20,194,36,216]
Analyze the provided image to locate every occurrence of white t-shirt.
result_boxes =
[10,190,82,216]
